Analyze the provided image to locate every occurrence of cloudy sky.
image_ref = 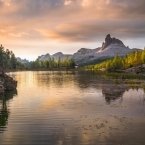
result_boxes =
[0,0,145,60]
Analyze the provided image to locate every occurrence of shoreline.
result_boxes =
[6,68,83,73]
[4,66,145,81]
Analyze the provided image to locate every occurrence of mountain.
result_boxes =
[17,57,29,63]
[21,34,141,66]
[73,34,139,66]
[51,52,72,60]
[38,52,73,61]
[38,53,51,61]
[101,34,125,50]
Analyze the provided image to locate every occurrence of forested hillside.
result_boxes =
[0,45,24,70]
[31,57,75,69]
[84,49,145,70]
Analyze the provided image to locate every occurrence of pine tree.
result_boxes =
[134,50,140,66]
[10,52,17,69]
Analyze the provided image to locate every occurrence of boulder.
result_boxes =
[2,74,17,90]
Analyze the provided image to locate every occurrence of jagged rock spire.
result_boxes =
[101,34,124,50]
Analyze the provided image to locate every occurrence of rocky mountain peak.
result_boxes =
[37,52,73,61]
[52,52,63,56]
[101,34,125,50]
[17,57,29,63]
[38,53,50,61]
[105,34,111,42]
[77,48,91,53]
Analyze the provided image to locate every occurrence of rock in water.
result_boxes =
[101,34,124,50]
[3,74,17,90]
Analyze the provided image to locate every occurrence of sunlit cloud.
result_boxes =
[106,0,110,5]
[81,0,92,7]
[64,0,73,5]
[8,32,29,38]
[0,0,11,6]
[0,0,144,60]
[0,29,6,33]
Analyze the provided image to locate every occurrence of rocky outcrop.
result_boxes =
[38,53,51,61]
[101,34,125,50]
[0,74,17,92]
[17,57,29,63]
[125,64,145,74]
[4,75,17,90]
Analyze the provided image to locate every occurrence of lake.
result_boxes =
[0,71,145,145]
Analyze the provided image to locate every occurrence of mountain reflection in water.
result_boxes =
[0,71,145,145]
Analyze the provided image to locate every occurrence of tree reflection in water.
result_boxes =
[0,90,17,133]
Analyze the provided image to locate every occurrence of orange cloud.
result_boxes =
[0,0,144,59]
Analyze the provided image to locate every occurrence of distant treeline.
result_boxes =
[30,57,75,69]
[84,49,145,70]
[0,45,24,70]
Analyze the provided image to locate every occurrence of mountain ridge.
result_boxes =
[17,57,29,64]
[17,34,142,66]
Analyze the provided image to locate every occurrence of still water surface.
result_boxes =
[0,71,145,145]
